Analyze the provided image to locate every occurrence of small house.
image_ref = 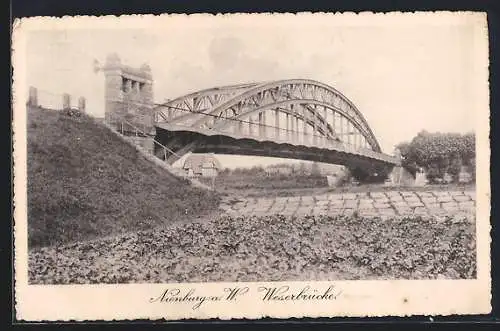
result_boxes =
[183,154,222,178]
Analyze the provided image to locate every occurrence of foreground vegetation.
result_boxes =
[27,107,220,248]
[29,214,475,284]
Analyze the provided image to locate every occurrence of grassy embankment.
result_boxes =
[27,107,220,248]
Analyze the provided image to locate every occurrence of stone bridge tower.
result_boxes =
[102,53,155,135]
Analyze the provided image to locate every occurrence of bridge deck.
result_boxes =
[155,122,400,166]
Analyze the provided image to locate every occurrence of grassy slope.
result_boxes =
[27,107,220,248]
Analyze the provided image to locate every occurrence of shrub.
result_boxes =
[397,131,475,183]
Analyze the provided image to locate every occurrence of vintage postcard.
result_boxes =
[13,12,491,321]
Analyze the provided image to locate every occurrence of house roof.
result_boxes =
[183,154,222,173]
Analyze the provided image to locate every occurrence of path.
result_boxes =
[220,190,476,218]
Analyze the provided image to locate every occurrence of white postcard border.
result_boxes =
[13,12,491,320]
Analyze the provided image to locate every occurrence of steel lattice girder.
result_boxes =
[154,82,260,121]
[211,99,372,143]
[154,79,382,153]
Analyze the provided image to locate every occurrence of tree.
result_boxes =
[397,131,475,184]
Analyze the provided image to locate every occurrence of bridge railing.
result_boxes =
[107,113,181,161]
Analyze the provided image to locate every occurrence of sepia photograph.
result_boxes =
[13,12,491,320]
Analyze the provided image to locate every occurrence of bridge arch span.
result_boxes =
[156,79,382,153]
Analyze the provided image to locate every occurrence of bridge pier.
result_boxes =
[349,164,393,184]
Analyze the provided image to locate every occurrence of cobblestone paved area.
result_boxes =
[220,190,476,218]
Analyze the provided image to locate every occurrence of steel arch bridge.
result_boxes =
[153,79,400,181]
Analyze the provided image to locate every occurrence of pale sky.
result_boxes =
[21,13,488,168]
